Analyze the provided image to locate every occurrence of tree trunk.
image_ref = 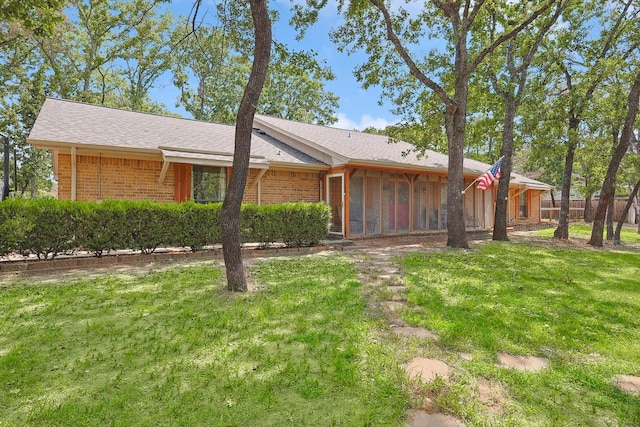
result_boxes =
[634,196,640,233]
[614,178,640,244]
[493,96,516,241]
[588,70,640,246]
[444,27,470,250]
[554,116,579,240]
[606,192,614,240]
[220,0,271,292]
[583,194,593,222]
[445,105,469,249]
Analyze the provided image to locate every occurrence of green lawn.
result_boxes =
[400,241,640,425]
[0,258,407,426]
[2,236,639,426]
[537,221,640,244]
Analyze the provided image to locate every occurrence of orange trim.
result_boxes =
[174,163,191,202]
[345,170,350,236]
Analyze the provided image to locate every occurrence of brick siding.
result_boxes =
[258,169,320,204]
[57,154,321,204]
[58,154,174,202]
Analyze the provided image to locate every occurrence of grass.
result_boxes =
[3,225,640,426]
[0,257,407,426]
[537,221,640,244]
[400,241,640,425]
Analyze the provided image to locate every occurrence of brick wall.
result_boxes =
[256,169,321,204]
[530,190,542,222]
[57,154,321,204]
[58,154,175,202]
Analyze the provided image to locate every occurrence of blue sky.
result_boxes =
[152,0,398,130]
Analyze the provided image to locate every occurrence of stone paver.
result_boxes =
[407,410,465,427]
[497,352,549,372]
[406,357,450,383]
[477,378,506,415]
[613,375,640,395]
[380,300,406,313]
[393,326,438,340]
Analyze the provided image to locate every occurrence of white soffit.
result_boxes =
[161,149,269,169]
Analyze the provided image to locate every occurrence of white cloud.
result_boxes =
[332,113,394,131]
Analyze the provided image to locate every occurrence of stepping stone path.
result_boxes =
[345,240,465,427]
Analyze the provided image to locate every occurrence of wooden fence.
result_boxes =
[541,199,637,223]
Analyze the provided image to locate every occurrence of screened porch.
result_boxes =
[341,170,494,238]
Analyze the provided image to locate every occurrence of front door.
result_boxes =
[327,174,344,235]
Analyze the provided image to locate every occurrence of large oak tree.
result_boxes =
[321,0,557,248]
[220,0,271,292]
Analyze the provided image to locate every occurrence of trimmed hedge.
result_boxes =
[0,199,331,259]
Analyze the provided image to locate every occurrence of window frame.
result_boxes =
[192,165,227,203]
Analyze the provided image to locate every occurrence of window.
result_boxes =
[192,166,226,203]
[519,191,528,218]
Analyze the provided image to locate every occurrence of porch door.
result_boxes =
[328,174,344,235]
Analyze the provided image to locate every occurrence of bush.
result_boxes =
[0,199,34,256]
[279,202,332,247]
[19,198,79,259]
[122,201,181,254]
[0,199,331,258]
[75,200,129,257]
[177,202,222,251]
[240,202,331,247]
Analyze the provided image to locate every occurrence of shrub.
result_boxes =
[18,198,79,259]
[279,202,332,247]
[75,200,129,257]
[122,201,181,254]
[0,198,33,256]
[177,202,222,251]
[0,199,330,259]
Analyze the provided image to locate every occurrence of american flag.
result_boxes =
[476,158,503,190]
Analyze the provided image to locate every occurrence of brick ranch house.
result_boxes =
[27,98,552,238]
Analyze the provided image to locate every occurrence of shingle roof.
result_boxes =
[254,115,499,175]
[27,98,552,190]
[254,115,551,189]
[28,98,322,166]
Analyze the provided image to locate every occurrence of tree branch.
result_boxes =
[469,0,557,77]
[467,0,486,30]
[369,0,453,108]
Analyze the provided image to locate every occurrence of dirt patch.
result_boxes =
[497,352,549,372]
[613,375,640,395]
[477,378,507,415]
[406,357,450,383]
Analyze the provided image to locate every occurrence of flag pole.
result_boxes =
[461,156,504,195]
[462,178,479,195]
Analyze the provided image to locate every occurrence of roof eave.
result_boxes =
[268,161,330,171]
[27,139,162,159]
[253,116,348,166]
